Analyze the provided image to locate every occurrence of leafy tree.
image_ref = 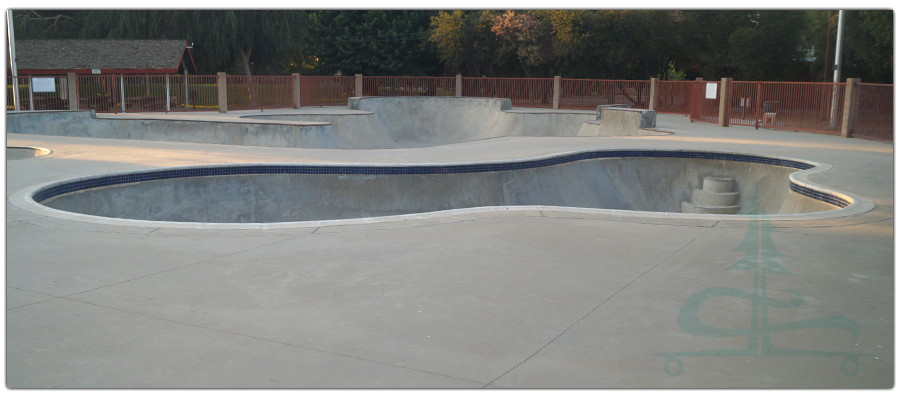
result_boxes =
[302,10,438,76]
[843,10,893,83]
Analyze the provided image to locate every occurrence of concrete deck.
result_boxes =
[4,110,894,388]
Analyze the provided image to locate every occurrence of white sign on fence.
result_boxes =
[32,77,56,93]
[705,83,718,99]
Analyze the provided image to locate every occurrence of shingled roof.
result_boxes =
[12,39,193,74]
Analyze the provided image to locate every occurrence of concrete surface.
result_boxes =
[6,97,664,150]
[6,146,51,160]
[3,109,894,389]
[36,156,836,224]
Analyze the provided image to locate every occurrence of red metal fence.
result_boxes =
[655,80,692,115]
[7,76,70,110]
[298,76,354,106]
[753,82,845,134]
[560,79,651,110]
[363,76,455,97]
[226,75,293,110]
[462,77,553,108]
[76,75,119,113]
[6,74,893,142]
[852,83,893,142]
[690,81,721,124]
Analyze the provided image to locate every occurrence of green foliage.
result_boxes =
[302,10,439,76]
[7,9,894,83]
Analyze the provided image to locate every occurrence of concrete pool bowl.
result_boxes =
[11,149,873,229]
[6,145,51,160]
[5,97,664,149]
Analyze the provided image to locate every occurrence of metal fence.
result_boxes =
[560,79,651,110]
[690,81,721,124]
[363,76,455,97]
[226,75,293,110]
[7,76,70,110]
[298,76,355,106]
[852,83,893,142]
[754,82,845,134]
[6,74,893,142]
[462,77,553,108]
[655,81,692,115]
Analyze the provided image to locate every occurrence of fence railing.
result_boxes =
[7,76,70,110]
[560,79,651,110]
[462,77,553,108]
[6,74,892,142]
[226,75,293,110]
[363,76,455,97]
[690,81,721,124]
[754,82,845,134]
[656,80,692,115]
[298,76,355,106]
[852,83,893,142]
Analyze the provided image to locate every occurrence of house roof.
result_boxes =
[12,39,193,74]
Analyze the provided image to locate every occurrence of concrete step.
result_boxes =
[691,189,740,206]
[702,177,735,193]
[681,201,740,214]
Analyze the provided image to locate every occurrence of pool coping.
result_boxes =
[5,145,53,160]
[8,148,876,230]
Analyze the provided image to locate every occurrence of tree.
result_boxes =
[303,10,438,76]
[12,10,84,39]
[843,10,893,83]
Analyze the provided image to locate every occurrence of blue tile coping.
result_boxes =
[31,149,851,209]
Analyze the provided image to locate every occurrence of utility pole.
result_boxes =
[7,10,20,111]
[833,10,846,83]
[829,10,846,128]
[822,11,834,82]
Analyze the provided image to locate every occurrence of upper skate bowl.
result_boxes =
[5,97,659,150]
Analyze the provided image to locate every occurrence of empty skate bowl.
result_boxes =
[13,149,871,229]
[243,97,602,148]
[5,97,625,149]
[6,146,51,160]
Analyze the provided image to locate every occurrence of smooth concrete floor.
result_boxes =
[4,112,894,388]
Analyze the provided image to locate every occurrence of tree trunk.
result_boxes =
[239,47,259,107]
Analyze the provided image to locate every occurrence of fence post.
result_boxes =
[455,74,462,97]
[292,73,301,109]
[217,72,227,113]
[841,78,860,138]
[648,78,658,111]
[552,76,561,109]
[355,74,363,97]
[67,72,78,110]
[28,74,34,111]
[718,78,731,127]
[165,74,171,112]
[120,75,126,113]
